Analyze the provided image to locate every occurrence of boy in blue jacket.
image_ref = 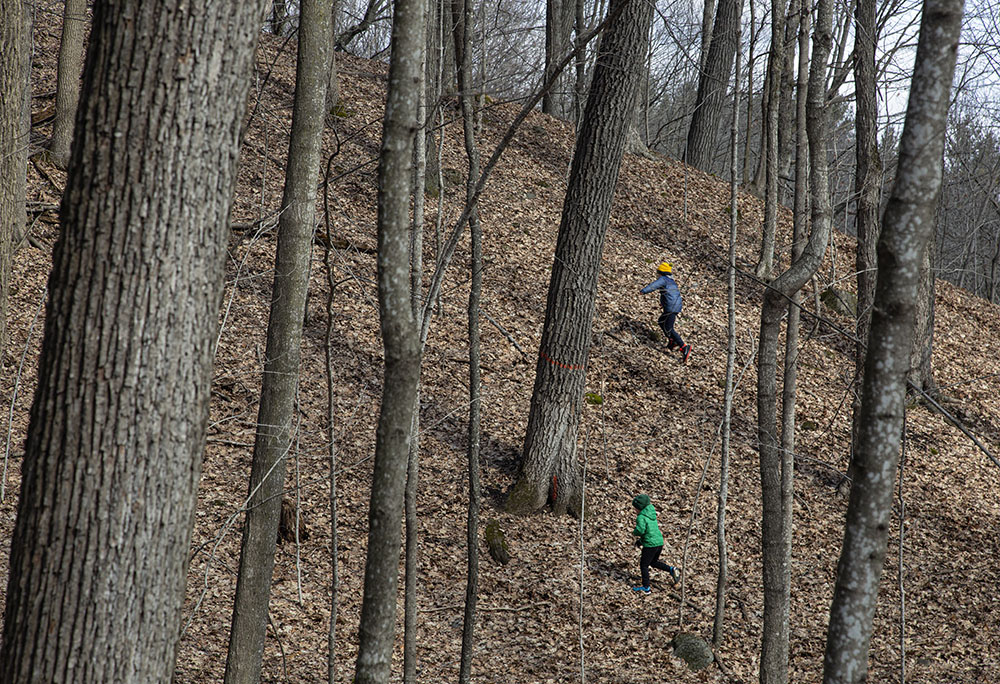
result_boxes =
[640,262,691,362]
[631,494,679,593]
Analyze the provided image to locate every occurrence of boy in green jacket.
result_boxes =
[631,494,678,593]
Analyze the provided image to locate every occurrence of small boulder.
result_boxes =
[670,632,714,672]
[821,287,857,318]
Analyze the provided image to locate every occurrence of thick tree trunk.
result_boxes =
[758,0,831,681]
[509,0,654,516]
[50,0,87,167]
[0,0,27,353]
[823,3,963,680]
[685,0,743,173]
[224,1,333,682]
[353,0,426,678]
[0,1,264,681]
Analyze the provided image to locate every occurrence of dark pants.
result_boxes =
[639,545,673,587]
[658,311,684,348]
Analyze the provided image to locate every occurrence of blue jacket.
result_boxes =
[641,274,683,313]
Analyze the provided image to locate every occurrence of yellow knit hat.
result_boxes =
[657,262,672,273]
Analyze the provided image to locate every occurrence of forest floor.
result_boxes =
[3,16,1000,684]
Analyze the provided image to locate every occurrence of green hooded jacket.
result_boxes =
[632,495,664,547]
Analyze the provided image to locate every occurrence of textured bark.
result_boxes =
[543,0,575,116]
[775,5,799,199]
[850,0,881,477]
[754,0,789,277]
[353,0,425,677]
[908,242,937,394]
[714,36,741,647]
[403,2,429,678]
[0,0,27,354]
[0,1,264,681]
[572,0,588,125]
[510,0,654,516]
[224,1,332,682]
[823,3,963,680]
[685,0,743,173]
[455,0,483,677]
[50,0,87,166]
[758,0,831,681]
[699,0,717,73]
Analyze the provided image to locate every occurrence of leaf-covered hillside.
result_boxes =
[3,20,1000,684]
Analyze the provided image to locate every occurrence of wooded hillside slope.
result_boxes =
[3,23,999,684]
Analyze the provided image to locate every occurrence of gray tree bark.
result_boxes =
[543,0,575,116]
[699,0,717,73]
[353,0,425,678]
[757,0,831,681]
[777,0,810,531]
[508,0,654,516]
[403,2,428,678]
[224,1,333,682]
[753,0,789,277]
[454,0,483,676]
[823,2,963,680]
[685,0,743,173]
[849,0,881,480]
[714,31,741,647]
[775,5,799,201]
[0,1,264,680]
[50,0,87,167]
[908,242,937,394]
[0,0,27,354]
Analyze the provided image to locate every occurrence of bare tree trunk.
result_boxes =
[353,0,426,678]
[323,243,341,683]
[823,2,963,679]
[573,0,589,126]
[225,2,333,681]
[699,0,717,72]
[989,223,999,303]
[849,0,881,481]
[741,0,757,183]
[908,241,937,395]
[0,0,27,354]
[403,0,430,676]
[508,0,655,516]
[454,0,483,677]
[775,4,799,203]
[779,0,809,496]
[50,0,87,167]
[685,0,743,173]
[714,27,741,647]
[758,0,831,681]
[543,0,575,116]
[0,1,264,680]
[753,0,788,277]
